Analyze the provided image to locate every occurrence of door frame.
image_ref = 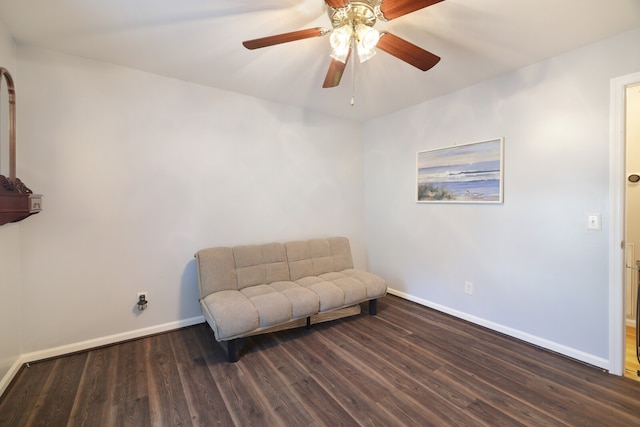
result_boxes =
[609,71,640,376]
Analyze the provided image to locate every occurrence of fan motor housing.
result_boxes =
[329,1,378,29]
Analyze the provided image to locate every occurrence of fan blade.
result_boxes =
[322,50,351,88]
[242,28,328,50]
[377,32,440,71]
[379,0,444,20]
[325,0,350,8]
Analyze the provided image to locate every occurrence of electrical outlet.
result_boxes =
[137,291,149,311]
[464,281,473,295]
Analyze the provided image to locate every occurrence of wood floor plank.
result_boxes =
[259,332,358,426]
[173,326,236,426]
[331,318,560,427]
[282,333,405,426]
[31,353,87,426]
[145,331,193,426]
[311,326,487,426]
[2,295,640,426]
[1,353,88,427]
[0,361,55,426]
[401,319,620,426]
[67,344,120,426]
[195,335,285,426]
[417,329,634,426]
[239,344,315,426]
[342,312,565,426]
[111,337,151,426]
[470,332,640,417]
[287,320,494,426]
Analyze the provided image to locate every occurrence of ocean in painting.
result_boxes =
[417,159,502,202]
[417,139,503,202]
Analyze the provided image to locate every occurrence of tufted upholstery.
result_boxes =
[195,236,387,355]
[233,243,290,289]
[285,237,354,280]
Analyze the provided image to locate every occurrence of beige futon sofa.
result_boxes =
[195,236,387,361]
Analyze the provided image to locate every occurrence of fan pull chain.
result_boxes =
[351,43,356,106]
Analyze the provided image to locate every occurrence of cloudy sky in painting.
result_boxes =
[417,139,502,170]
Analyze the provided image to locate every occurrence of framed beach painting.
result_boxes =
[416,138,504,203]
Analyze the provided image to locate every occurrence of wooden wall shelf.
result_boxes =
[0,67,42,226]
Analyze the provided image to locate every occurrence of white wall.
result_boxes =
[15,45,364,354]
[0,17,21,392]
[0,221,20,388]
[363,28,640,368]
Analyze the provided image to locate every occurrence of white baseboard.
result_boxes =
[387,288,610,372]
[0,315,205,398]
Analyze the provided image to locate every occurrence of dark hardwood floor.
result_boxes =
[2,295,640,426]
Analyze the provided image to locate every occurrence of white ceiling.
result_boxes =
[0,0,639,121]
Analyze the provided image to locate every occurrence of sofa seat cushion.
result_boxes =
[295,276,345,311]
[201,282,321,341]
[241,282,319,325]
[295,272,369,312]
[318,272,367,305]
[240,286,292,328]
[341,269,388,298]
[269,281,320,318]
[201,290,259,341]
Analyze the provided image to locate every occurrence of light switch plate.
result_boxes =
[587,214,601,230]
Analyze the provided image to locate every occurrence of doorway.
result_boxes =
[624,83,640,380]
[610,71,640,377]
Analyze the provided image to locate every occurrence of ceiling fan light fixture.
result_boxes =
[356,45,376,63]
[355,24,379,63]
[330,47,350,63]
[357,24,379,50]
[329,25,353,63]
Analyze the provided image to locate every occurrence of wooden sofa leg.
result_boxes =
[306,316,311,329]
[369,299,378,315]
[228,339,239,363]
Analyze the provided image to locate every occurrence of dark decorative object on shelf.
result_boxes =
[0,67,42,226]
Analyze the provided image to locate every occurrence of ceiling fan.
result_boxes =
[242,0,444,88]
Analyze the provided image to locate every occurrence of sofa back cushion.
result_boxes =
[286,237,354,281]
[195,247,238,299]
[195,237,354,298]
[233,242,290,290]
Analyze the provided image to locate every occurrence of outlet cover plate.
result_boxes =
[464,281,473,295]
